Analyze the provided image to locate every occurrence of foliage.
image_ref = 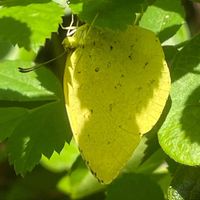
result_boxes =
[0,0,200,199]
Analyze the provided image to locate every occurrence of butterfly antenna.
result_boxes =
[86,13,99,36]
[18,50,66,73]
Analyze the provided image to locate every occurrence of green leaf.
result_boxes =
[5,166,64,200]
[0,1,64,51]
[106,173,164,200]
[0,59,70,142]
[0,0,51,7]
[139,0,185,42]
[70,0,147,29]
[163,45,179,65]
[8,100,71,175]
[0,107,28,140]
[41,139,79,172]
[0,60,59,101]
[57,157,104,199]
[162,23,190,46]
[158,33,200,166]
[168,166,200,200]
[0,60,72,174]
[125,136,164,174]
[0,38,12,59]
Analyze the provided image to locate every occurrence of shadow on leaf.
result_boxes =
[158,25,182,43]
[181,85,200,144]
[0,17,31,50]
[172,33,200,82]
[0,0,51,7]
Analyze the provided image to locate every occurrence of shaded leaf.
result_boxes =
[106,173,164,200]
[5,166,64,200]
[168,166,200,200]
[0,60,59,102]
[0,107,28,140]
[0,1,64,51]
[0,17,31,49]
[162,23,190,46]
[158,34,200,166]
[139,0,185,42]
[163,45,179,66]
[0,0,51,7]
[8,100,71,175]
[0,37,12,59]
[0,60,72,174]
[70,0,147,29]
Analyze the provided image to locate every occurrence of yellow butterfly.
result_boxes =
[63,24,171,184]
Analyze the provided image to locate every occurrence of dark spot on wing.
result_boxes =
[114,82,122,89]
[77,71,81,74]
[110,45,113,50]
[95,67,100,72]
[90,169,97,177]
[130,44,134,49]
[78,147,83,153]
[143,62,149,69]
[149,79,156,85]
[121,74,124,78]
[117,82,122,87]
[93,41,96,46]
[98,179,104,184]
[128,54,133,60]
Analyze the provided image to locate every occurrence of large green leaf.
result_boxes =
[0,1,64,51]
[0,0,51,7]
[5,166,64,200]
[0,60,58,101]
[139,0,185,42]
[0,60,69,141]
[168,166,200,200]
[106,173,164,200]
[0,38,12,59]
[8,100,70,175]
[0,107,28,140]
[0,60,71,174]
[70,0,147,29]
[158,34,200,166]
